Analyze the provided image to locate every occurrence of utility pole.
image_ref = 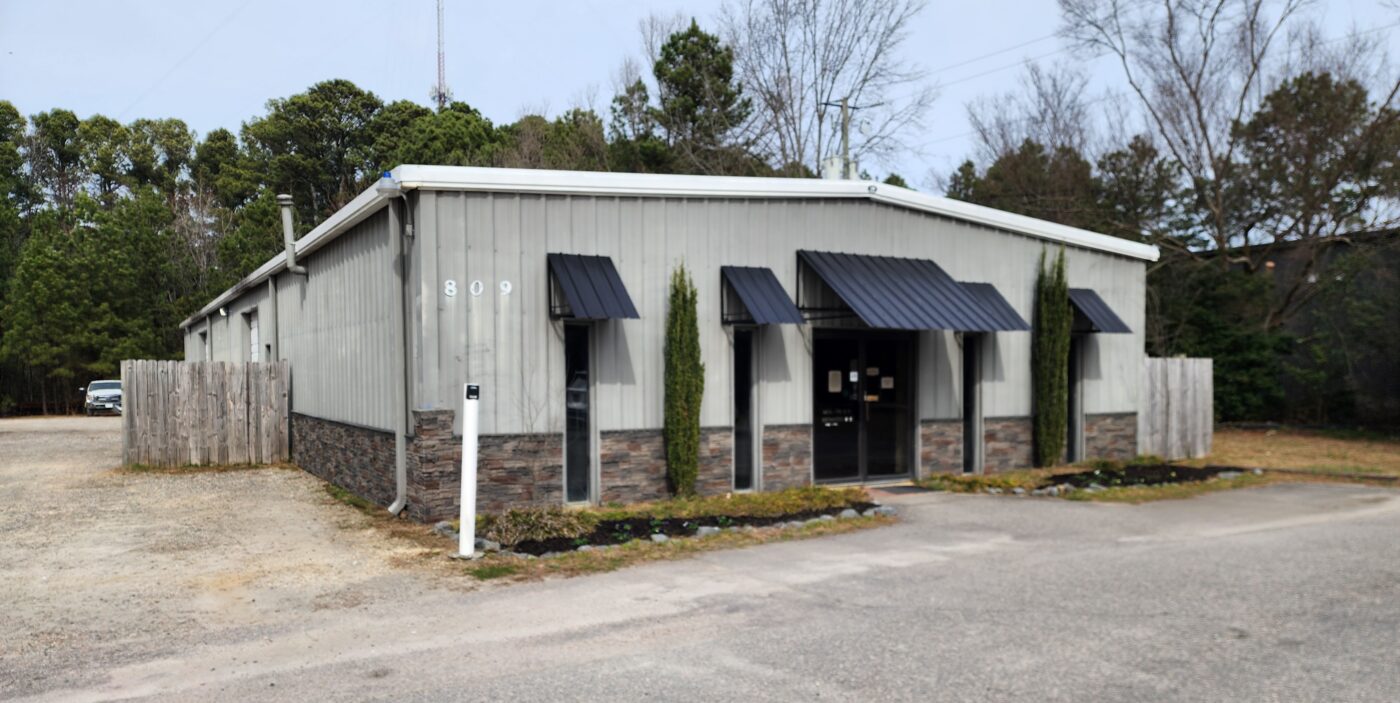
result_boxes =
[821,97,862,179]
[430,0,452,111]
[839,97,851,179]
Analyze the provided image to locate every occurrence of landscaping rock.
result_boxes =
[861,509,877,518]
[1088,482,1107,492]
[1046,486,1060,497]
[649,533,670,543]
[872,505,897,517]
[838,508,860,519]
[576,544,594,552]
[818,514,836,522]
[696,526,721,537]
[986,487,1003,495]
[432,521,457,538]
[1012,487,1026,496]
[1253,468,1263,475]
[474,537,501,553]
[1031,488,1046,496]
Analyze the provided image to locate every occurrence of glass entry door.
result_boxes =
[812,332,914,482]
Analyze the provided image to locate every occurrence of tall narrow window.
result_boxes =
[564,324,592,503]
[245,311,260,362]
[962,334,982,474]
[733,328,755,491]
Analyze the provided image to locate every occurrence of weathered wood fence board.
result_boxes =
[1138,357,1213,460]
[121,360,290,467]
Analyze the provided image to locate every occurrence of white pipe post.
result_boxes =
[459,383,480,558]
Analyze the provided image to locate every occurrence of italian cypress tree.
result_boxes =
[1033,248,1071,467]
[664,264,704,496]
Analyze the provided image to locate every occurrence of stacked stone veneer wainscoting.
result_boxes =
[984,416,1033,473]
[291,413,397,510]
[1084,412,1138,462]
[761,424,813,490]
[406,409,563,522]
[599,429,669,504]
[697,427,735,495]
[919,419,963,475]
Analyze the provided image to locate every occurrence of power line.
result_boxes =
[927,32,1059,75]
[116,0,256,121]
[914,19,1400,152]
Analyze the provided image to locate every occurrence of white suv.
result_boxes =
[82,380,123,416]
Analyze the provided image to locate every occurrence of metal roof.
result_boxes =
[547,253,640,320]
[181,165,1157,329]
[798,250,1026,332]
[959,282,1031,331]
[721,266,804,325]
[1069,288,1132,334]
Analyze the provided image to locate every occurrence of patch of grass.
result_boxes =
[588,486,872,521]
[919,469,1059,493]
[324,483,377,513]
[119,462,291,475]
[1184,427,1400,477]
[464,514,894,582]
[1063,472,1273,503]
[467,563,520,580]
[478,507,596,546]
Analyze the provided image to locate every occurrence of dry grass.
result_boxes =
[1185,427,1400,477]
[463,515,895,581]
[118,462,297,475]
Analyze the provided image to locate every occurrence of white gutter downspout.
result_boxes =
[379,173,410,516]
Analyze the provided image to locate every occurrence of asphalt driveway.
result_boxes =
[5,417,1400,701]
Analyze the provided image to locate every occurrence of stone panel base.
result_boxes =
[920,419,963,475]
[291,413,397,510]
[599,429,669,504]
[984,416,1033,473]
[1085,412,1137,462]
[697,427,735,495]
[762,424,812,490]
[407,410,563,522]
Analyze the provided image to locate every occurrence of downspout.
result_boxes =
[277,194,308,276]
[378,172,410,516]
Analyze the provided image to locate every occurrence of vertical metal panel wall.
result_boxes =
[411,193,1147,436]
[183,210,400,432]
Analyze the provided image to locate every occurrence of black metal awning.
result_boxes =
[547,253,640,320]
[797,250,1028,332]
[959,282,1030,331]
[721,266,804,325]
[1069,288,1132,333]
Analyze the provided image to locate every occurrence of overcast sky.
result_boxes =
[1,0,1393,191]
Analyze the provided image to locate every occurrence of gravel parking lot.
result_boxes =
[0,417,449,698]
[5,417,1400,702]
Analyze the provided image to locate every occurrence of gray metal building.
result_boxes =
[181,165,1157,521]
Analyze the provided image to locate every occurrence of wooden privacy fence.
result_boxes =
[121,360,290,466]
[1138,357,1213,460]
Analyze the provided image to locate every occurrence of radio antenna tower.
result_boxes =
[430,0,452,110]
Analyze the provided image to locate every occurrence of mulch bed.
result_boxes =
[511,503,877,556]
[1048,465,1226,489]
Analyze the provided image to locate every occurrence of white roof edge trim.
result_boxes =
[182,165,1158,329]
[395,165,1159,261]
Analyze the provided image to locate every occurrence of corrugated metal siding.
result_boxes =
[413,193,1146,434]
[272,209,399,431]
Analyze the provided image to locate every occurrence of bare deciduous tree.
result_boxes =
[966,62,1094,164]
[1058,0,1310,257]
[719,0,936,173]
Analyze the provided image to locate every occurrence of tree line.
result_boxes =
[2,0,1398,426]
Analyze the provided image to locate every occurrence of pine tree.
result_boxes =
[1033,249,1071,467]
[664,264,704,496]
